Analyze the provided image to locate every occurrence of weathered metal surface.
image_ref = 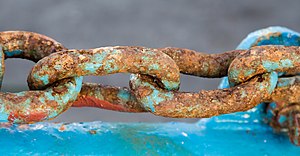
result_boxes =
[53,47,245,113]
[126,45,300,120]
[130,72,277,117]
[27,46,180,91]
[0,31,66,61]
[21,26,300,135]
[0,26,300,150]
[0,77,82,123]
[265,76,300,103]
[267,102,300,145]
[130,72,300,118]
[220,26,300,146]
[0,31,66,89]
[228,46,300,86]
[73,83,145,112]
[158,47,243,77]
[0,31,82,123]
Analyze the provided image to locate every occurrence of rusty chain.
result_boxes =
[0,27,299,145]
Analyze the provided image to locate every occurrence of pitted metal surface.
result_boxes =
[0,31,81,123]
[0,27,299,146]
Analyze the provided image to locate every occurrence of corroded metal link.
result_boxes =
[77,71,300,113]
[0,31,82,123]
[129,72,278,117]
[28,46,180,91]
[0,31,66,62]
[0,77,82,123]
[227,26,300,146]
[288,110,300,145]
[0,31,67,88]
[69,47,245,112]
[1,28,299,147]
[263,76,300,146]
[265,76,300,103]
[266,103,300,145]
[158,47,243,77]
[73,83,145,112]
[0,32,145,114]
[129,45,300,117]
[228,46,300,86]
[66,45,300,114]
[129,73,300,118]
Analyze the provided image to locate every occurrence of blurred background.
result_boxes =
[0,0,300,122]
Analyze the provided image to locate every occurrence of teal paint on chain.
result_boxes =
[266,71,278,94]
[130,74,174,112]
[277,77,297,87]
[262,60,280,72]
[131,70,284,114]
[33,73,50,85]
[0,76,83,123]
[28,47,180,91]
[0,31,83,123]
[279,115,287,124]
[117,90,131,101]
[222,26,300,87]
[0,105,8,121]
[228,46,300,86]
[4,49,23,57]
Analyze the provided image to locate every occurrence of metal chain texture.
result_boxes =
[0,26,299,146]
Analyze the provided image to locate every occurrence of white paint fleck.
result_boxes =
[181,132,188,137]
[242,114,250,119]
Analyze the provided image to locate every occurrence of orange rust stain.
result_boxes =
[8,111,48,123]
[89,130,97,135]
[59,125,66,131]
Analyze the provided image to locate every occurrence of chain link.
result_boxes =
[0,31,81,123]
[0,27,299,145]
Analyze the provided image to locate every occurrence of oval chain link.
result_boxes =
[0,31,82,123]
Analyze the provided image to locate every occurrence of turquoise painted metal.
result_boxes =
[0,116,300,155]
[1,26,300,155]
[228,46,300,87]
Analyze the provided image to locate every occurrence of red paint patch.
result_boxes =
[8,111,48,123]
[73,96,137,112]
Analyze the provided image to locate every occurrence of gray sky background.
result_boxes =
[0,0,300,122]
